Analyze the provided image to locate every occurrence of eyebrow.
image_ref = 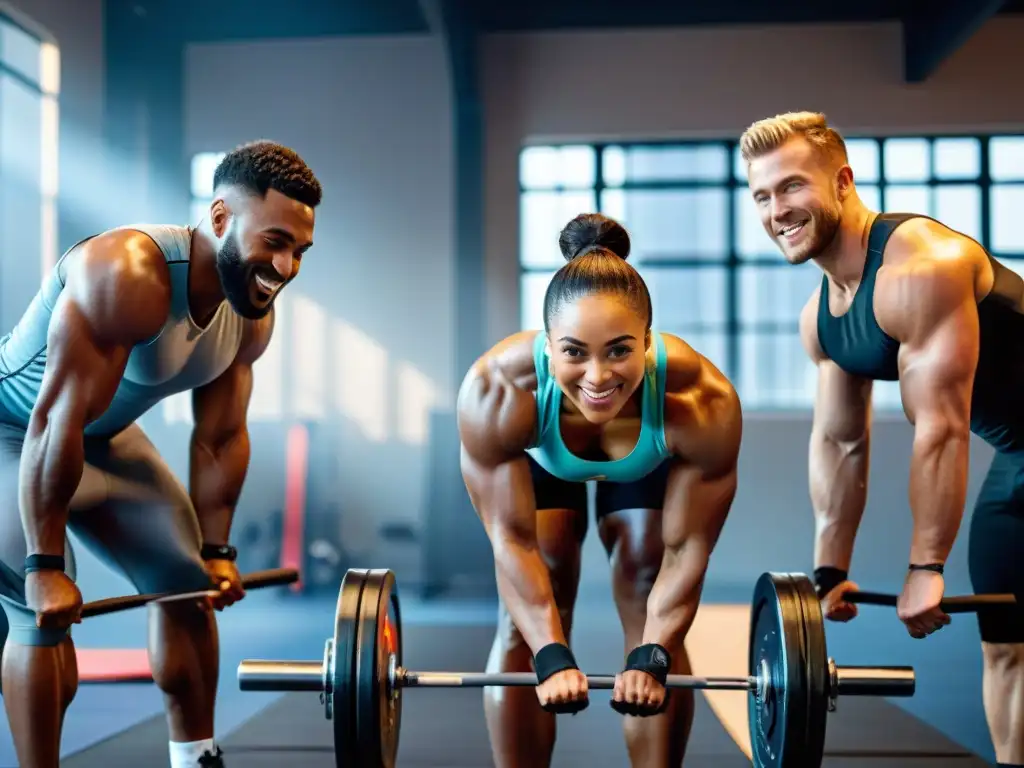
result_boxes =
[265,227,313,251]
[558,335,637,347]
[753,173,806,196]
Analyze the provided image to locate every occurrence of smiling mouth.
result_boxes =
[778,221,807,241]
[578,384,620,405]
[253,273,283,301]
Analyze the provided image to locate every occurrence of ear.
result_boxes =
[210,199,231,238]
[835,164,855,201]
[645,329,652,350]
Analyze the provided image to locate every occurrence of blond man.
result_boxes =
[740,111,1024,767]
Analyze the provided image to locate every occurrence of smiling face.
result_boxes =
[746,137,846,265]
[546,293,650,425]
[213,188,315,319]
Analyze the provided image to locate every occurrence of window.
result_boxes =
[189,151,226,226]
[519,133,1024,411]
[0,13,59,280]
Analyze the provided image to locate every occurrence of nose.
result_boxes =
[771,196,792,225]
[271,252,295,281]
[584,360,613,386]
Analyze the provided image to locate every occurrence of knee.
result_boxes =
[612,537,662,607]
[983,642,1024,676]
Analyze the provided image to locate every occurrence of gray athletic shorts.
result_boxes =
[0,420,211,649]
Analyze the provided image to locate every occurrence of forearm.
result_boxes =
[908,428,970,564]
[641,543,705,652]
[19,411,85,556]
[189,429,250,545]
[810,431,868,570]
[491,529,566,653]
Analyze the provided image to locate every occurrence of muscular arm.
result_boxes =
[189,311,274,545]
[642,362,742,651]
[883,256,980,566]
[457,343,565,654]
[20,231,171,557]
[801,294,873,571]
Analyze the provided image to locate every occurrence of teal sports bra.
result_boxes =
[526,330,672,483]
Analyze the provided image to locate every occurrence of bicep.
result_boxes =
[897,297,978,433]
[813,360,872,444]
[34,295,134,428]
[191,361,254,445]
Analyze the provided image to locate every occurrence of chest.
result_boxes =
[125,306,245,390]
[559,414,643,461]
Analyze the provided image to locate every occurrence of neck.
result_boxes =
[188,223,227,326]
[812,199,877,292]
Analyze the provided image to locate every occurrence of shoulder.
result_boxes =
[798,288,827,363]
[659,333,742,472]
[62,228,172,343]
[876,217,988,342]
[457,331,539,467]
[235,307,276,366]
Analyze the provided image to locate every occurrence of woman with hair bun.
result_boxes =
[457,212,743,768]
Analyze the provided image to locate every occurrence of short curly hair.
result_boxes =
[213,140,322,208]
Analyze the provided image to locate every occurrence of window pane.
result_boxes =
[645,266,727,329]
[520,145,596,190]
[733,144,747,181]
[846,139,880,183]
[735,189,776,259]
[520,190,598,268]
[885,184,930,216]
[992,185,1024,254]
[990,136,1024,182]
[858,183,881,211]
[738,331,815,409]
[520,271,555,331]
[934,138,980,180]
[603,189,728,260]
[935,185,981,241]
[1,19,41,85]
[604,144,728,185]
[190,152,225,199]
[883,138,930,182]
[737,264,821,327]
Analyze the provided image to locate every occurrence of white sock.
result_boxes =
[169,738,215,768]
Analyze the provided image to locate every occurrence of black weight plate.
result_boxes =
[354,569,403,768]
[333,568,369,768]
[748,572,814,767]
[785,573,828,766]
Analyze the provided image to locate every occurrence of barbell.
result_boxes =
[79,567,299,618]
[236,568,1016,768]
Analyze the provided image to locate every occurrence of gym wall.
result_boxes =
[180,34,456,586]
[480,18,1024,595]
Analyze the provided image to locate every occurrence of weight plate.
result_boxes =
[354,569,403,768]
[786,573,828,766]
[333,568,369,768]
[748,572,814,767]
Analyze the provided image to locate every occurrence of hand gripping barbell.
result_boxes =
[239,568,1002,768]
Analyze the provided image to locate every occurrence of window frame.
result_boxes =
[518,133,1024,411]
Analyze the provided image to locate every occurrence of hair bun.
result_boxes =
[557,213,631,262]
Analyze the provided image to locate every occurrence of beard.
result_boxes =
[215,233,274,320]
[779,201,842,265]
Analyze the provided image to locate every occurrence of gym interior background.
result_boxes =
[1,0,1023,763]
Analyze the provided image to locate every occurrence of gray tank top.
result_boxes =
[0,224,246,436]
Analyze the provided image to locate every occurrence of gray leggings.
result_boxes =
[0,421,210,649]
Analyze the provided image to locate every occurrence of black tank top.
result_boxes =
[817,213,1024,456]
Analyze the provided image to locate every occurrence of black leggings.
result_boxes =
[526,454,671,519]
[969,450,1024,643]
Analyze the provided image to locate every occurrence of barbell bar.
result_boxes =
[80,567,298,619]
[845,590,1016,611]
[234,568,949,768]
